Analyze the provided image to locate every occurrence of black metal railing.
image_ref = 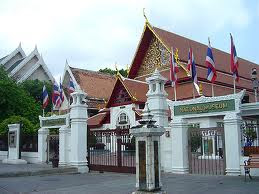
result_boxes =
[0,135,8,151]
[21,135,38,152]
[0,134,38,152]
[241,123,259,156]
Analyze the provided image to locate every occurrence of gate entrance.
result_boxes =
[88,128,135,173]
[188,127,226,175]
[47,135,59,163]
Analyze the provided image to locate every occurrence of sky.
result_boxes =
[0,0,258,81]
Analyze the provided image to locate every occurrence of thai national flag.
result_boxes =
[59,79,64,104]
[170,47,179,87]
[230,34,239,81]
[52,80,61,108]
[42,85,49,109]
[69,77,75,94]
[206,38,217,83]
[187,48,199,94]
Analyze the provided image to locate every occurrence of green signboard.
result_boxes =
[174,99,235,116]
[42,118,66,127]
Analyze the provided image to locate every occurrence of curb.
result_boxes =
[0,167,78,178]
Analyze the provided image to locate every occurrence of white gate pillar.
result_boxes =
[224,113,242,176]
[70,90,88,173]
[171,118,189,174]
[146,69,168,127]
[59,126,70,166]
[38,127,49,163]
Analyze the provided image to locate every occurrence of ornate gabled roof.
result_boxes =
[7,58,25,73]
[70,66,116,100]
[17,55,55,83]
[128,22,258,81]
[9,45,40,77]
[0,43,26,70]
[152,27,258,80]
[106,74,148,107]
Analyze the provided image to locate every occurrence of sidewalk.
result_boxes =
[0,171,258,194]
[0,162,78,177]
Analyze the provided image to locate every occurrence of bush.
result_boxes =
[0,116,37,135]
[95,143,105,150]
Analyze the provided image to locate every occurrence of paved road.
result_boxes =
[0,172,258,194]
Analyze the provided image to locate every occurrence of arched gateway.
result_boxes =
[38,90,88,173]
[168,90,245,176]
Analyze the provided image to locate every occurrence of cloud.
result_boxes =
[0,0,255,79]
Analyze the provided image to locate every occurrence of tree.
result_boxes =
[19,79,53,113]
[0,116,36,135]
[0,67,41,125]
[99,67,128,77]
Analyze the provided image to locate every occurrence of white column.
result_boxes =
[224,113,242,176]
[70,90,88,173]
[59,126,70,166]
[38,127,49,163]
[171,118,189,174]
[160,127,172,172]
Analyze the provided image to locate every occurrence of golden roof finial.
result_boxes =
[199,83,203,96]
[115,62,119,76]
[126,64,130,75]
[143,8,148,23]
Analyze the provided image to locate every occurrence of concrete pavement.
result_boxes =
[0,172,258,194]
[0,163,78,177]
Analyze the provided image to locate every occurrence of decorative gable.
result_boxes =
[110,82,132,107]
[107,79,132,107]
[136,36,171,78]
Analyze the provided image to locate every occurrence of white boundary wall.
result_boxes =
[0,151,38,163]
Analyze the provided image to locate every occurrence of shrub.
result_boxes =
[0,116,37,135]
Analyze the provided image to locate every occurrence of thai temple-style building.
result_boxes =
[0,43,54,83]
[61,63,116,117]
[86,21,259,130]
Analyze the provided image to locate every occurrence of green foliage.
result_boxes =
[244,128,257,141]
[0,67,41,124]
[99,67,128,77]
[0,116,36,135]
[19,79,52,113]
[190,136,202,152]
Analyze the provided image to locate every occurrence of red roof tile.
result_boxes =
[153,27,259,80]
[71,67,116,100]
[87,112,108,128]
[123,78,148,102]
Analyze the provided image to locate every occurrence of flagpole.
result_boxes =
[43,108,45,117]
[212,83,215,97]
[192,84,195,99]
[233,78,236,94]
[174,85,177,101]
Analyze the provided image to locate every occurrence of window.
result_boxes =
[117,113,130,129]
[152,84,156,92]
[119,113,127,124]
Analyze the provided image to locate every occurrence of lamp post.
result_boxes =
[251,68,259,102]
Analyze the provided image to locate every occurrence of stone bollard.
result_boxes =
[130,103,166,194]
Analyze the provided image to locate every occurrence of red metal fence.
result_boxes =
[87,128,136,173]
